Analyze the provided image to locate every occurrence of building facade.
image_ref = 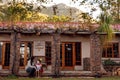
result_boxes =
[0,22,119,76]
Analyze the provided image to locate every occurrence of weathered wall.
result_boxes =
[21,34,52,41]
[0,34,91,71]
[21,34,91,71]
[0,34,10,41]
[0,65,2,70]
[21,34,52,71]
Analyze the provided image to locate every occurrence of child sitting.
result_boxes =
[35,59,42,77]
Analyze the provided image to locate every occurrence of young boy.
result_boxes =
[35,59,42,77]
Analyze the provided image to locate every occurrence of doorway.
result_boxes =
[2,42,10,69]
[60,42,81,70]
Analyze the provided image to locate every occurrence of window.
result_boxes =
[1,42,10,68]
[60,42,82,69]
[65,43,73,66]
[4,43,10,66]
[102,43,119,58]
[20,43,25,66]
[45,42,51,65]
[75,42,81,65]
[27,42,33,59]
[60,44,62,66]
[20,42,33,67]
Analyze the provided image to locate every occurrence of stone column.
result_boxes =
[90,33,102,75]
[51,33,61,77]
[10,32,21,75]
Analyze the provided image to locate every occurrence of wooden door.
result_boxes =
[1,41,33,69]
[2,42,10,69]
[20,42,33,68]
[61,42,75,70]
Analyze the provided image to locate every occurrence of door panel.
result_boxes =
[4,43,10,66]
[20,42,33,68]
[65,43,73,66]
[2,42,10,69]
[61,42,74,70]
[1,42,33,69]
[20,43,25,67]
[61,42,81,70]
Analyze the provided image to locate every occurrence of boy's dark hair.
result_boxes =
[37,59,41,63]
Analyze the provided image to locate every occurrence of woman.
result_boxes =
[26,56,36,77]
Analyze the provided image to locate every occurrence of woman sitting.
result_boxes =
[26,57,36,77]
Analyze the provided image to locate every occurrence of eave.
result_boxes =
[0,22,119,35]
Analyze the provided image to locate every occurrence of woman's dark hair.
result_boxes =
[30,56,35,65]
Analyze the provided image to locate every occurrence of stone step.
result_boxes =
[0,69,93,77]
[0,70,11,76]
[60,71,92,77]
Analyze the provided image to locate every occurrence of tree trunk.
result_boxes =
[51,33,61,77]
[90,33,102,75]
[10,32,16,74]
[117,0,120,20]
[10,32,21,75]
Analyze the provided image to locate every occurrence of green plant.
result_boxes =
[103,59,120,72]
[103,59,120,66]
[103,59,116,66]
[98,13,114,44]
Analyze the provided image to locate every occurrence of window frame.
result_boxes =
[0,42,3,64]
[20,41,33,68]
[102,42,119,58]
[45,41,52,65]
[75,42,82,65]
[60,42,82,70]
[0,41,11,69]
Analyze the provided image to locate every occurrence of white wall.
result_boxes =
[0,65,2,70]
